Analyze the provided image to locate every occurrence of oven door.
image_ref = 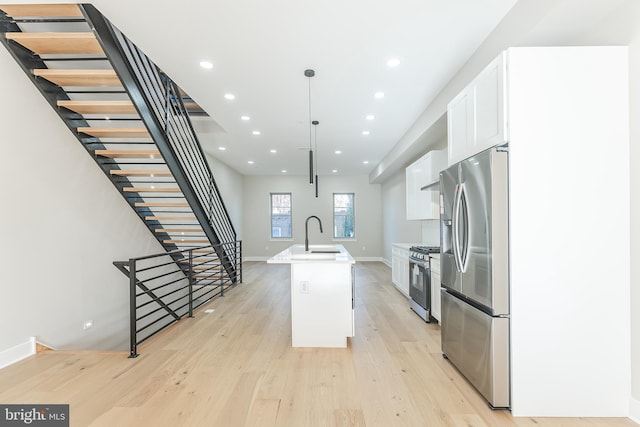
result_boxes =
[409,259,430,310]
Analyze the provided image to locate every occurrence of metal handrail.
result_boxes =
[114,241,242,358]
[81,4,238,279]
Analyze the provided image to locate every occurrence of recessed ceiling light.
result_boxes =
[200,61,213,69]
[366,115,375,121]
[363,160,369,164]
[332,169,338,173]
[374,92,385,99]
[362,131,370,136]
[224,93,235,100]
[248,160,254,164]
[150,185,155,189]
[270,149,277,153]
[281,170,287,173]
[218,147,226,151]
[335,150,342,154]
[252,130,261,135]
[241,115,250,121]
[387,58,400,67]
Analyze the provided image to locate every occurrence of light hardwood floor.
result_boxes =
[0,261,635,427]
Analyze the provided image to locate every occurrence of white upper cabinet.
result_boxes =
[447,52,508,165]
[406,149,447,220]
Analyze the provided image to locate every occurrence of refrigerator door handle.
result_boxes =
[459,183,470,273]
[452,183,462,272]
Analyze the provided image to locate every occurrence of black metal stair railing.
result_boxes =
[80,4,238,279]
[114,241,242,358]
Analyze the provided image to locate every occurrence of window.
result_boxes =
[270,193,292,239]
[333,193,355,239]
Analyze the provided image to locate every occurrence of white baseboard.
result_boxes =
[382,258,391,268]
[630,396,640,424]
[0,337,36,370]
[243,256,270,262]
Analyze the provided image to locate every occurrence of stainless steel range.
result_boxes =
[408,245,440,322]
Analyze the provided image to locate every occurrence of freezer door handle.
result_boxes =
[459,183,470,273]
[453,183,466,272]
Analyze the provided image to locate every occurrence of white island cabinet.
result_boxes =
[267,244,355,348]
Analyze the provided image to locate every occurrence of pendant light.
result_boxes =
[313,120,319,198]
[304,69,315,185]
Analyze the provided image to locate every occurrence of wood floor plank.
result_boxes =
[0,262,635,427]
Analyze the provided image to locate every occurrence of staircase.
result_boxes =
[0,5,239,292]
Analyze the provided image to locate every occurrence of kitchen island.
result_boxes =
[267,244,355,348]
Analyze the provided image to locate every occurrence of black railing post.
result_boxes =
[188,249,194,318]
[129,258,139,358]
[220,247,225,297]
[239,240,243,284]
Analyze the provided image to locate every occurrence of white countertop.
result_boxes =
[267,244,355,264]
[392,243,420,250]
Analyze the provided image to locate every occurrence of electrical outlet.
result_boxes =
[83,320,93,330]
[362,246,366,251]
[300,281,310,294]
[265,246,269,251]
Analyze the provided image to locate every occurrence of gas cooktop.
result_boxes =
[410,245,440,254]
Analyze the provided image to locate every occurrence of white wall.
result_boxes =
[0,45,165,353]
[381,170,421,263]
[205,153,244,239]
[242,175,382,260]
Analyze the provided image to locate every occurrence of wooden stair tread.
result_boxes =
[33,69,121,87]
[135,202,189,208]
[110,170,171,176]
[5,32,103,55]
[95,149,160,158]
[164,239,209,244]
[78,127,149,138]
[58,100,136,115]
[154,228,203,233]
[0,4,83,17]
[123,187,181,193]
[144,215,196,221]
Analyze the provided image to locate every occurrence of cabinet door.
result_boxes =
[447,89,473,165]
[406,151,447,220]
[430,258,441,322]
[392,248,401,286]
[399,255,409,296]
[474,52,507,149]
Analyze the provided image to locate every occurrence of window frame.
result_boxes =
[332,192,355,240]
[270,192,293,240]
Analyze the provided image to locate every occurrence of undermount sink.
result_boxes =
[288,244,344,260]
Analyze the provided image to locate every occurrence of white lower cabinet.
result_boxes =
[391,245,410,297]
[430,256,441,322]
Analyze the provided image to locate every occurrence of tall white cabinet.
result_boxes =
[446,47,630,417]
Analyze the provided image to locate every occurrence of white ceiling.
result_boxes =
[89,0,518,177]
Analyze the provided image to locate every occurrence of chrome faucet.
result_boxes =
[305,215,323,251]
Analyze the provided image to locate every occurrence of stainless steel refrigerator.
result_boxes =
[439,145,510,409]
